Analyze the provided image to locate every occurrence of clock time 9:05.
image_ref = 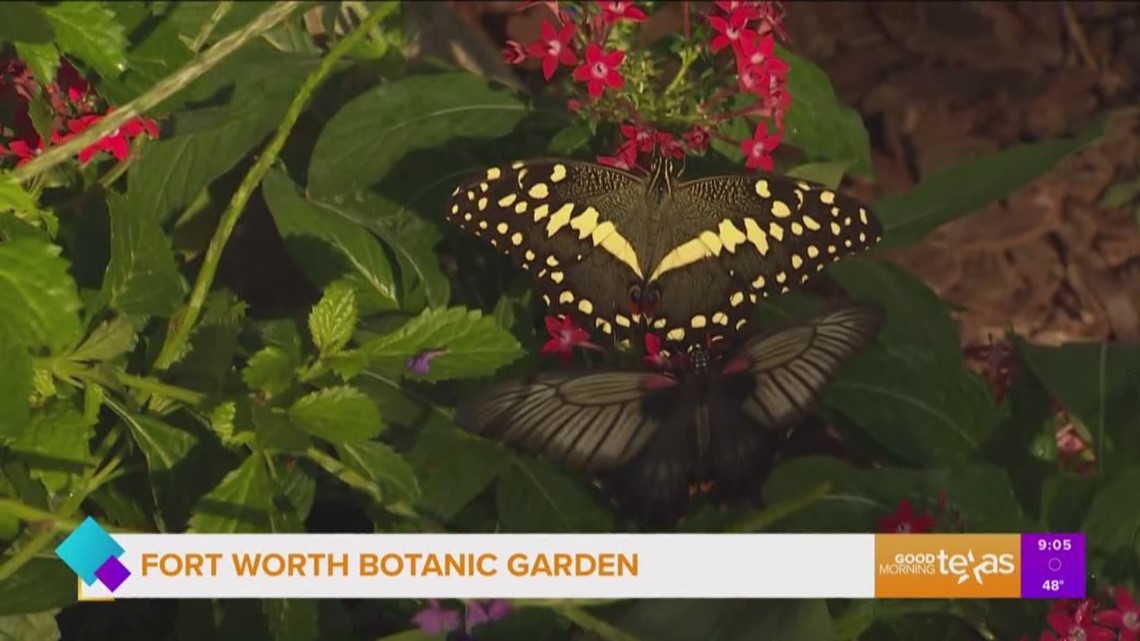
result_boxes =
[1038,539,1072,552]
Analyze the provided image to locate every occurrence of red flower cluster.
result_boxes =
[0,57,159,169]
[877,490,965,533]
[1020,590,1140,641]
[502,1,791,175]
[541,315,603,363]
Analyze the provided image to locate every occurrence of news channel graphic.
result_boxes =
[55,519,1086,601]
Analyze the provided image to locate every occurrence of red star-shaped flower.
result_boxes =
[1043,599,1116,641]
[56,108,160,164]
[526,19,577,81]
[655,132,685,159]
[502,40,527,65]
[736,33,787,78]
[597,141,639,170]
[740,120,780,171]
[542,316,601,363]
[683,126,710,153]
[596,0,647,24]
[878,499,935,533]
[4,136,44,167]
[707,8,759,53]
[573,43,624,99]
[1096,586,1140,641]
[620,122,657,153]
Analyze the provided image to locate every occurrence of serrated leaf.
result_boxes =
[877,116,1105,248]
[360,307,524,382]
[188,454,272,533]
[0,238,82,352]
[0,3,54,43]
[0,559,73,616]
[336,441,420,503]
[0,334,32,438]
[168,290,247,395]
[252,404,310,453]
[121,412,196,474]
[42,2,128,78]
[0,174,47,221]
[263,169,399,312]
[308,73,529,198]
[309,281,358,358]
[70,316,137,362]
[263,599,318,641]
[102,191,185,317]
[0,610,60,641]
[779,45,873,177]
[9,400,94,492]
[287,386,383,444]
[12,42,59,89]
[127,45,313,223]
[242,346,298,397]
[496,456,613,532]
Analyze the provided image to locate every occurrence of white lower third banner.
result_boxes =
[73,533,876,600]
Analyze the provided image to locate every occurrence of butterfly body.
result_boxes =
[446,156,883,352]
[458,302,886,527]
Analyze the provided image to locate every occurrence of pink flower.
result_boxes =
[526,19,577,81]
[878,499,935,533]
[502,40,527,65]
[596,0,647,24]
[707,9,758,53]
[465,599,512,633]
[1096,586,1140,641]
[740,120,780,171]
[411,599,460,635]
[572,43,624,99]
[542,316,601,363]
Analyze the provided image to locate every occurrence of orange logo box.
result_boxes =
[875,534,1021,598]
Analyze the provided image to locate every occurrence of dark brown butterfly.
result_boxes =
[458,302,886,526]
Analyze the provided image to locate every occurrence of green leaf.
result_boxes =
[360,307,524,382]
[122,412,197,474]
[1101,175,1140,208]
[779,45,873,177]
[41,2,128,79]
[1081,467,1140,563]
[0,174,50,227]
[0,559,74,616]
[102,191,185,317]
[876,117,1105,248]
[93,2,194,109]
[310,190,449,310]
[252,404,310,453]
[547,123,592,155]
[263,169,399,312]
[308,73,529,198]
[336,441,421,503]
[168,290,247,395]
[0,335,32,438]
[243,347,298,398]
[763,457,1032,533]
[309,281,358,358]
[8,400,94,492]
[69,316,137,362]
[188,454,272,533]
[0,610,60,641]
[263,599,318,641]
[820,258,1000,464]
[126,45,313,223]
[786,161,851,190]
[0,3,54,43]
[603,599,837,641]
[1018,340,1140,474]
[0,238,82,352]
[12,42,58,89]
[408,422,512,520]
[495,457,614,532]
[287,386,383,444]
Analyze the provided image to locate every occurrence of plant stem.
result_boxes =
[728,482,831,533]
[0,449,124,582]
[0,500,137,534]
[191,0,236,52]
[115,371,206,406]
[153,4,388,371]
[10,2,302,186]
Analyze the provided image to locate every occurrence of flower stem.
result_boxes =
[115,371,206,406]
[191,0,236,53]
[10,2,302,187]
[153,4,388,371]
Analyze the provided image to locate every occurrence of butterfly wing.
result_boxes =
[445,160,649,341]
[725,302,886,429]
[648,175,882,349]
[456,370,681,474]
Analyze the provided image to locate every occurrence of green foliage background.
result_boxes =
[0,3,1136,641]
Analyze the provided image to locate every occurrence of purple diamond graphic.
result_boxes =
[95,556,130,592]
